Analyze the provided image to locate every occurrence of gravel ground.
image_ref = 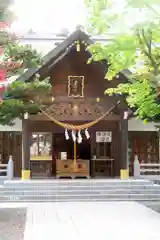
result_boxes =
[0,208,26,240]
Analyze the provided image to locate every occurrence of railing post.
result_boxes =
[134,155,140,178]
[7,155,14,180]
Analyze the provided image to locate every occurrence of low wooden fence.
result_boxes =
[133,155,160,178]
[0,156,14,180]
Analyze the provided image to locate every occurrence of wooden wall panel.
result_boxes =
[50,46,124,100]
[12,133,22,177]
[129,131,159,163]
[0,132,22,177]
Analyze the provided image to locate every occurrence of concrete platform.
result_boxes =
[4,178,152,185]
[1,201,160,239]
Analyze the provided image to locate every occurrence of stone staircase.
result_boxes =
[0,179,160,203]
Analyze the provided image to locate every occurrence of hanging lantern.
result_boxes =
[24,112,29,119]
[65,129,69,140]
[77,130,82,144]
[123,111,129,120]
[85,128,90,139]
[76,41,80,52]
[72,130,76,142]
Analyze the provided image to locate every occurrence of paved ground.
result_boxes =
[1,202,160,240]
[0,208,26,240]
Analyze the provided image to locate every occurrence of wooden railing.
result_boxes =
[133,155,160,177]
[140,163,160,175]
[0,164,8,179]
[0,156,14,180]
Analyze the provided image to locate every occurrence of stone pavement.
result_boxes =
[1,202,160,239]
[0,207,26,240]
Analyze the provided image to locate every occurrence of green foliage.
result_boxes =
[5,76,51,100]
[2,41,42,77]
[126,0,160,9]
[4,42,42,75]
[0,99,39,125]
[0,9,14,23]
[0,3,49,126]
[85,0,160,121]
[1,76,52,125]
[0,4,42,77]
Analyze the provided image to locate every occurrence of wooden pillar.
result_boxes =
[120,119,129,179]
[157,128,160,162]
[113,126,121,177]
[90,130,96,178]
[21,119,31,180]
[52,133,56,177]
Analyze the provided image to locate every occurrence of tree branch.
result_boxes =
[137,29,158,75]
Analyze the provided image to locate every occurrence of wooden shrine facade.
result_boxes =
[18,29,129,179]
[4,29,158,179]
[0,129,158,178]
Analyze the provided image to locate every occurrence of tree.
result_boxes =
[85,0,160,121]
[0,1,52,125]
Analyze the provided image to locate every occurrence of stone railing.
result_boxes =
[0,156,14,180]
[133,155,160,178]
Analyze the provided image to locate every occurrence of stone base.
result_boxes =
[21,170,31,180]
[120,169,129,180]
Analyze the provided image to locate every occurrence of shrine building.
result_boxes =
[0,29,159,179]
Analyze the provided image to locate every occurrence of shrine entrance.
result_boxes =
[30,132,92,179]
[53,133,91,179]
[29,128,116,179]
[20,29,128,180]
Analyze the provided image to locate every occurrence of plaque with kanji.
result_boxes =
[68,76,84,97]
[96,131,112,142]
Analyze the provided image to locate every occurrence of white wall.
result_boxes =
[0,119,22,132]
[128,118,157,132]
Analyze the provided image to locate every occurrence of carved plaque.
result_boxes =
[68,76,84,97]
[41,102,105,119]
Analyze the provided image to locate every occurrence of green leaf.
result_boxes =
[85,0,160,121]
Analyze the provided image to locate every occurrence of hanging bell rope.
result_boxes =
[39,101,120,131]
[73,141,77,172]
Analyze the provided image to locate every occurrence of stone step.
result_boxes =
[0,199,160,203]
[1,179,158,203]
[1,193,160,202]
[2,188,160,195]
[4,179,153,186]
[2,185,158,191]
[2,192,160,198]
[3,181,156,188]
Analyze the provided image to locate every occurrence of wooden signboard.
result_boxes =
[96,131,112,143]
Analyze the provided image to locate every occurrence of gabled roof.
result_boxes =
[17,28,130,82]
[17,29,93,82]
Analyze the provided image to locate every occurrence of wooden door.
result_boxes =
[92,131,114,178]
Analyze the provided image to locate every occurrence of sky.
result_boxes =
[11,0,86,33]
[11,0,158,34]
